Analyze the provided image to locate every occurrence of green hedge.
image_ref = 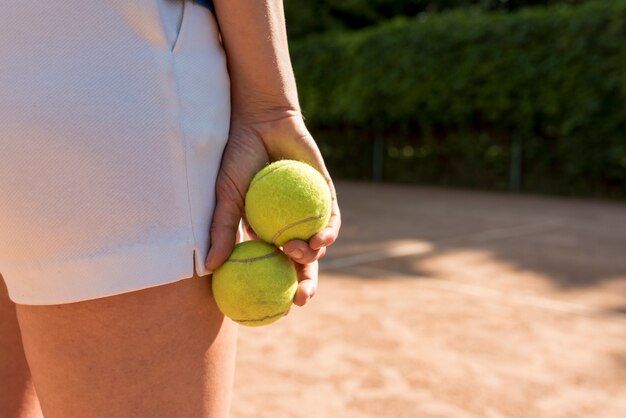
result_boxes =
[284,1,586,39]
[290,0,626,197]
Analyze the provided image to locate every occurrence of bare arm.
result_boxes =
[205,0,341,307]
[213,0,300,120]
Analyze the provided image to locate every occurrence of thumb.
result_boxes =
[205,175,244,271]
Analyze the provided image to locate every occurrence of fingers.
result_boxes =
[292,261,318,307]
[288,141,342,252]
[204,174,245,271]
[309,175,341,251]
[309,211,340,250]
[283,240,326,264]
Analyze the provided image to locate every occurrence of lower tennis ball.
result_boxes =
[212,240,298,327]
[245,160,332,247]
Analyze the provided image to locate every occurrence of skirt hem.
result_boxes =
[3,241,202,305]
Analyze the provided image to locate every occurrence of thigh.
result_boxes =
[0,276,42,418]
[16,272,237,418]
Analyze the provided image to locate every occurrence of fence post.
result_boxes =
[509,134,523,192]
[372,137,384,182]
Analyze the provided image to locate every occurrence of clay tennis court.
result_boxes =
[231,181,626,418]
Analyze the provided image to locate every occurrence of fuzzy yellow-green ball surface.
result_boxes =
[212,240,298,327]
[245,160,332,247]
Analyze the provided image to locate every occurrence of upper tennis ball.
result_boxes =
[245,160,332,247]
[212,240,298,327]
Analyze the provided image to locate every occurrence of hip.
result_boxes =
[0,0,230,146]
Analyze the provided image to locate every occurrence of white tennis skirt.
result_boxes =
[0,0,231,305]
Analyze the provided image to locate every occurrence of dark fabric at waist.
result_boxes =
[194,0,214,13]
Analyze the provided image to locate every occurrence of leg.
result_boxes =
[0,275,43,418]
[16,268,238,418]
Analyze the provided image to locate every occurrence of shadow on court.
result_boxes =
[232,181,626,418]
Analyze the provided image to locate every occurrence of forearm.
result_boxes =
[212,0,300,120]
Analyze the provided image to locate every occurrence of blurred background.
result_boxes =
[288,0,625,198]
[232,1,626,417]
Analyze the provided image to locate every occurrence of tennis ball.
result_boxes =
[245,160,332,247]
[212,240,298,327]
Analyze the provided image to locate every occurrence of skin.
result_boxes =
[2,0,340,417]
[204,0,342,306]
[0,278,42,418]
[15,269,238,418]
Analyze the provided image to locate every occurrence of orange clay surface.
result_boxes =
[232,181,626,418]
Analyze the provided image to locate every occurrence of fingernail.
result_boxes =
[289,249,303,259]
[302,283,313,300]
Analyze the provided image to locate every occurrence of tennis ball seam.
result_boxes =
[271,213,328,245]
[228,249,279,263]
[249,160,300,188]
[232,310,288,324]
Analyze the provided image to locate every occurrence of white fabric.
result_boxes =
[0,0,231,304]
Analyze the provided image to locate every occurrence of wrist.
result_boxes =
[230,100,303,126]
[229,109,311,157]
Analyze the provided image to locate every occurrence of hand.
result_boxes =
[204,112,341,308]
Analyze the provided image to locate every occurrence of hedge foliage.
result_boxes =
[290,0,626,197]
[284,0,585,39]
